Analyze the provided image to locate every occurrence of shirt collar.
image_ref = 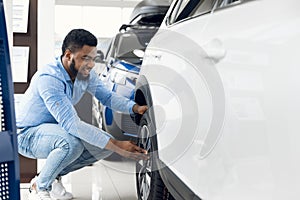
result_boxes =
[56,56,72,82]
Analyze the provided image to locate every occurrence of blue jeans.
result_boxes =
[17,123,113,191]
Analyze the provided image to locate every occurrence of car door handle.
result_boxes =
[203,38,226,63]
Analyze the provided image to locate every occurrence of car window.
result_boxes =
[217,0,241,8]
[168,0,215,24]
[177,0,192,16]
[168,0,181,24]
[109,28,158,65]
[189,0,215,17]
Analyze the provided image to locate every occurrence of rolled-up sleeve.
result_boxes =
[37,75,111,148]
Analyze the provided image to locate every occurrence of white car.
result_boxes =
[134,0,300,199]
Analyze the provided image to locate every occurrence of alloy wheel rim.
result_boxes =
[137,124,152,199]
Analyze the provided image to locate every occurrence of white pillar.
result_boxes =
[38,0,55,69]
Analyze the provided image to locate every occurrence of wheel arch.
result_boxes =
[134,75,156,129]
[134,75,153,108]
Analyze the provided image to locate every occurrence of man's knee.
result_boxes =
[59,135,84,157]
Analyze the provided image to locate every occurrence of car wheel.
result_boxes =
[136,114,174,200]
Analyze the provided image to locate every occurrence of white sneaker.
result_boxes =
[28,176,52,200]
[29,176,38,193]
[50,177,73,200]
[29,175,73,200]
[28,190,52,200]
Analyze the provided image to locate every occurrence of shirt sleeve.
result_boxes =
[37,74,111,148]
[87,70,136,114]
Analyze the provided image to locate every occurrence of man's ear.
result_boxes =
[64,49,72,61]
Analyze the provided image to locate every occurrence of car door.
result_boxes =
[199,0,300,199]
[140,0,221,198]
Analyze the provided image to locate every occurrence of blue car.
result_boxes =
[98,26,158,140]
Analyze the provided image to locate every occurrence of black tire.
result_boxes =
[136,114,175,200]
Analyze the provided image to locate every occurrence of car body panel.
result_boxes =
[138,0,300,199]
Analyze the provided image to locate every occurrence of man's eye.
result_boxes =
[82,57,92,62]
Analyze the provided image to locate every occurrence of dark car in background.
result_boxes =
[92,0,171,140]
[129,0,171,26]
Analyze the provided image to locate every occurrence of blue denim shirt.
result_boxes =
[16,57,136,148]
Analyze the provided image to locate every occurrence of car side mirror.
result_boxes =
[95,50,105,63]
[133,49,145,58]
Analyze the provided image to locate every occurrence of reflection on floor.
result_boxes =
[20,155,138,200]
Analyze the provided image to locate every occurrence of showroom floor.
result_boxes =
[20,155,138,200]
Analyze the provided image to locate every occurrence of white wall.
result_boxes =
[38,0,55,69]
[54,6,134,39]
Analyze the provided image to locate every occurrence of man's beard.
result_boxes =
[70,59,89,80]
[70,59,78,76]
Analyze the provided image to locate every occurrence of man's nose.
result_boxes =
[86,60,95,68]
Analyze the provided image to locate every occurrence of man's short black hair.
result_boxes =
[62,29,98,55]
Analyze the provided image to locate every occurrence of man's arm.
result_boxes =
[87,71,136,114]
[105,138,149,161]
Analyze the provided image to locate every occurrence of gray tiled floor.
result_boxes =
[20,156,138,200]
